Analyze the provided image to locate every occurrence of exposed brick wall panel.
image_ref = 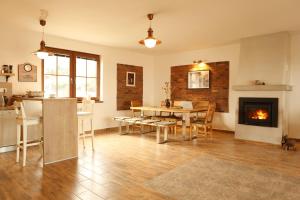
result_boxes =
[171,61,229,112]
[117,64,143,110]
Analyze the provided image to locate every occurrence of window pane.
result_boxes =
[87,78,97,97]
[44,75,56,97]
[44,56,56,74]
[57,76,70,97]
[76,58,86,77]
[87,60,97,77]
[76,77,86,97]
[58,56,70,75]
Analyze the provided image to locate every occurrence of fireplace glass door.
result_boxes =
[239,98,278,127]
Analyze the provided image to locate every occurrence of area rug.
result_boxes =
[145,154,300,200]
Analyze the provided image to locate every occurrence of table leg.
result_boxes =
[182,113,190,140]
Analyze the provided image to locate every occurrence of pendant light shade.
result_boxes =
[33,12,53,59]
[139,14,161,48]
[34,40,49,59]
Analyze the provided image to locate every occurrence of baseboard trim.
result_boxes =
[95,127,119,134]
[290,138,300,142]
[213,128,235,134]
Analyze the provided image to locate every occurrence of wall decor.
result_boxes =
[126,72,136,87]
[188,70,210,89]
[117,63,143,110]
[171,61,229,112]
[18,63,37,82]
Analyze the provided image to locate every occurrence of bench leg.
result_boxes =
[118,121,122,134]
[156,127,161,144]
[163,127,168,143]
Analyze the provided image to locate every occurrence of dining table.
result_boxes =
[130,106,208,140]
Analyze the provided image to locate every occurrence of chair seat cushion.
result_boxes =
[156,121,176,126]
[77,111,92,116]
[124,117,143,122]
[138,119,161,125]
[113,116,131,121]
[192,119,206,124]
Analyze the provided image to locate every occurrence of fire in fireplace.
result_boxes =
[249,109,269,120]
[239,97,278,127]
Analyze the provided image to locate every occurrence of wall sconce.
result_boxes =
[192,60,207,70]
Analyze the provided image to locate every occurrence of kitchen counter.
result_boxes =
[0,106,14,111]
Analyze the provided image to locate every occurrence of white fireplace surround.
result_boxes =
[233,89,289,145]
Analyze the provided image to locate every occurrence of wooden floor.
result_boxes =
[0,130,299,200]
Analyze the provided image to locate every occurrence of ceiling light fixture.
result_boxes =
[139,13,161,48]
[33,10,53,59]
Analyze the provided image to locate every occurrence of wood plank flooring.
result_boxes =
[0,130,299,200]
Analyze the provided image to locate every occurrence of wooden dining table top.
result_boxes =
[130,106,207,113]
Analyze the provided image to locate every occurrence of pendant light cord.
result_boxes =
[42,26,45,41]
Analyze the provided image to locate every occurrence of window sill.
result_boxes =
[76,98,103,103]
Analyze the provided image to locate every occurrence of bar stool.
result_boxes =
[15,101,43,167]
[77,99,95,150]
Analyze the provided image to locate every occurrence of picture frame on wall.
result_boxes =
[126,72,136,87]
[188,70,210,89]
[18,63,37,82]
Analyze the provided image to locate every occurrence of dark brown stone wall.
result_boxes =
[171,61,229,112]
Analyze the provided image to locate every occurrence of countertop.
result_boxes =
[0,106,14,111]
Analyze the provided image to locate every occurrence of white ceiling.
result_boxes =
[1,0,300,55]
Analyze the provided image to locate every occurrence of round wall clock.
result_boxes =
[24,64,32,72]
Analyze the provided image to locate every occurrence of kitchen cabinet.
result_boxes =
[0,110,17,147]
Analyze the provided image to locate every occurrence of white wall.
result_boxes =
[237,32,290,85]
[153,44,241,131]
[288,33,300,138]
[0,26,155,129]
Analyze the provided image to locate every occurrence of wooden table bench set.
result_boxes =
[113,105,209,144]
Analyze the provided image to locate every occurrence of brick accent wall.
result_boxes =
[171,61,229,112]
[117,63,143,110]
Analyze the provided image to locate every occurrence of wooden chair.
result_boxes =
[131,100,143,117]
[189,102,216,140]
[191,100,210,122]
[15,101,43,167]
[77,99,95,150]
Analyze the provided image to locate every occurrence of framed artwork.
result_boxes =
[188,70,210,89]
[18,63,37,82]
[126,72,136,87]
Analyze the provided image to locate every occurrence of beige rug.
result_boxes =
[145,154,300,200]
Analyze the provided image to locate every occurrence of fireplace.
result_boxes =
[238,97,278,127]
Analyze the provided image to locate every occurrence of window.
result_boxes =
[42,47,100,101]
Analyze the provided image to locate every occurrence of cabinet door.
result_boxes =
[0,111,17,147]
[0,111,3,146]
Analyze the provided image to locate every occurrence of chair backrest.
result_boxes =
[131,100,142,117]
[193,100,209,109]
[205,102,216,124]
[173,101,193,109]
[14,101,26,119]
[81,99,95,113]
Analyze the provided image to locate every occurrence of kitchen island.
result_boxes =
[0,98,78,165]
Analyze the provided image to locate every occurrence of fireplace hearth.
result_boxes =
[238,97,278,127]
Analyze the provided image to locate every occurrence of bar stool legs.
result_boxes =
[91,119,94,151]
[22,125,28,167]
[16,124,21,163]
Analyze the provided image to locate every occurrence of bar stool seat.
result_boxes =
[15,101,43,167]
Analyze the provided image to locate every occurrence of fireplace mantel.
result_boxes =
[232,84,292,91]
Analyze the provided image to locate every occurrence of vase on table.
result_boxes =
[165,99,171,108]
